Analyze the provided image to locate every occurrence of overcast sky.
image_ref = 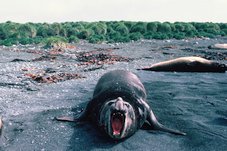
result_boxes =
[0,0,226,23]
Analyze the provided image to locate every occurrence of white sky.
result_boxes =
[0,0,226,23]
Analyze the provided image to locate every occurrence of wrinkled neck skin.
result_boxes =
[99,97,137,140]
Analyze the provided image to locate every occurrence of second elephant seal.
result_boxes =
[140,56,227,72]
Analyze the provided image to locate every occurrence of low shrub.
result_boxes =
[43,36,68,48]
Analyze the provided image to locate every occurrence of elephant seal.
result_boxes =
[56,70,185,140]
[208,43,227,50]
[139,56,227,72]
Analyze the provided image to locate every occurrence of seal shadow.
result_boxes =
[211,110,227,126]
[209,117,227,126]
[66,105,118,151]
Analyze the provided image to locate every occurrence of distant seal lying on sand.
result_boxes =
[208,43,227,50]
[139,56,227,72]
[56,70,185,140]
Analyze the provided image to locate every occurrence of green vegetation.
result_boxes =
[44,36,68,48]
[0,21,227,46]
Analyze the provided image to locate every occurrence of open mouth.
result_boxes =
[111,112,125,136]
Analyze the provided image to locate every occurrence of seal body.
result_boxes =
[208,43,227,50]
[85,70,147,139]
[77,70,185,139]
[57,70,185,140]
[140,56,227,72]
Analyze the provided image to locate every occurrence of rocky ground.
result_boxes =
[0,37,227,151]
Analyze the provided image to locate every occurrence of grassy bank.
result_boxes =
[0,21,227,46]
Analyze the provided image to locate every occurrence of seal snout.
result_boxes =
[114,97,125,110]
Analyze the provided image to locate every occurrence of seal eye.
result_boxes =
[111,112,125,136]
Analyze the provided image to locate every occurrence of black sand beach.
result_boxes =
[0,37,227,150]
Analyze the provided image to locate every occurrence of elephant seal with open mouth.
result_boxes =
[56,70,185,140]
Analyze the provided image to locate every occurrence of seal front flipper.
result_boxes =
[145,106,186,135]
[55,108,88,123]
[55,116,78,122]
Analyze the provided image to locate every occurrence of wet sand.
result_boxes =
[0,37,227,150]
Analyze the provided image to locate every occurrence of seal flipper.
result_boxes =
[55,108,88,123]
[145,106,186,135]
[55,116,78,122]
